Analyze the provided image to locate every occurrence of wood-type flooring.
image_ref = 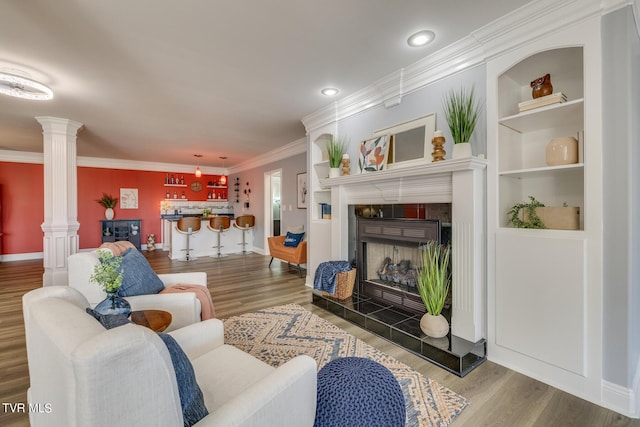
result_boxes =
[1,251,637,426]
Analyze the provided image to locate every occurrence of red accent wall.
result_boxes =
[0,161,226,255]
[0,162,44,254]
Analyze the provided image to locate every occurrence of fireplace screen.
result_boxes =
[357,218,441,313]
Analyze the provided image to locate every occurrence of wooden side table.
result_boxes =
[131,309,172,332]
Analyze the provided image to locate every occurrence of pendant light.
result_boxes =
[194,154,202,177]
[219,156,227,185]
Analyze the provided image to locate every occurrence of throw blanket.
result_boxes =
[313,261,352,295]
[160,285,216,320]
[99,241,136,256]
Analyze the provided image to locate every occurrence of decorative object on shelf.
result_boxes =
[358,135,390,173]
[160,200,170,213]
[96,192,118,220]
[120,188,138,209]
[442,86,482,159]
[416,241,451,338]
[530,73,553,99]
[130,224,139,235]
[518,92,566,112]
[90,250,131,317]
[431,130,446,162]
[146,233,156,251]
[507,196,546,229]
[327,135,349,178]
[193,154,203,177]
[234,177,240,203]
[190,181,203,192]
[320,203,331,219]
[546,136,578,166]
[297,172,307,209]
[508,196,580,230]
[243,182,251,208]
[341,154,351,176]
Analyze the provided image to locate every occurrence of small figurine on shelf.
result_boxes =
[180,175,185,185]
[431,130,446,162]
[181,191,186,199]
[530,73,553,99]
[173,191,178,199]
[171,174,175,184]
[341,153,350,176]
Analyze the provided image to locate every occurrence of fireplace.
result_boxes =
[357,217,444,314]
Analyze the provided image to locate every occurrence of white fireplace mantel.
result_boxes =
[323,156,487,343]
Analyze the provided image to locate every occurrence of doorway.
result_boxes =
[264,169,282,252]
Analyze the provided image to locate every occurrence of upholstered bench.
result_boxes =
[314,357,405,427]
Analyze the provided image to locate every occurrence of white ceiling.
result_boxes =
[0,0,531,168]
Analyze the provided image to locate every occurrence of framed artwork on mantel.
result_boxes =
[297,172,307,209]
[358,135,390,173]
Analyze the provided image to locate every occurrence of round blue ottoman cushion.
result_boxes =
[314,357,405,427]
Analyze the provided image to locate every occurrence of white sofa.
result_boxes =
[22,286,318,427]
[68,250,207,331]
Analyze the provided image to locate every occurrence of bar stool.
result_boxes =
[207,216,231,258]
[175,217,201,261]
[234,215,255,254]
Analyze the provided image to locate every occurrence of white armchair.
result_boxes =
[23,286,318,427]
[68,249,208,331]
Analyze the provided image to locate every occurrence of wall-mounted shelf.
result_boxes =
[164,184,187,187]
[206,185,228,189]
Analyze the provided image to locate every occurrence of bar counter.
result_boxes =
[162,216,253,259]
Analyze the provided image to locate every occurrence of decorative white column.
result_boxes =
[37,116,83,286]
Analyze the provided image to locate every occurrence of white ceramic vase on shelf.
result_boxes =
[419,313,449,338]
[329,167,341,178]
[105,208,114,220]
[452,142,472,159]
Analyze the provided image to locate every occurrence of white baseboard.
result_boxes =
[0,252,43,262]
[602,358,640,418]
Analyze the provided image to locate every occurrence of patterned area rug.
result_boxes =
[222,303,468,427]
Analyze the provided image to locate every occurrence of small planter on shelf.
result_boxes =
[508,196,580,230]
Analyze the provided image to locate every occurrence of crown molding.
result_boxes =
[227,137,307,174]
[0,149,43,164]
[0,150,227,175]
[301,0,633,134]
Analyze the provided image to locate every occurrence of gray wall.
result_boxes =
[337,66,487,162]
[229,152,307,252]
[602,5,640,387]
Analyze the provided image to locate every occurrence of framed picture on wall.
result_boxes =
[297,173,307,209]
[358,135,390,173]
[120,188,138,209]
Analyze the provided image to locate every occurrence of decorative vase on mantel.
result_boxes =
[420,312,449,338]
[105,208,114,220]
[451,142,472,159]
[95,290,131,317]
[329,167,341,178]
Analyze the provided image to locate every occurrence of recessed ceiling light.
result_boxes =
[321,87,339,97]
[407,30,435,47]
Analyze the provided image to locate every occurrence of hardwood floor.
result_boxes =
[1,251,637,426]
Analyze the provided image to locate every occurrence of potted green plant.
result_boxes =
[416,241,451,338]
[508,196,580,230]
[96,193,118,220]
[442,86,482,159]
[90,250,130,316]
[326,135,348,178]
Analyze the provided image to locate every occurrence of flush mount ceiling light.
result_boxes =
[194,154,203,177]
[0,72,53,100]
[407,30,435,47]
[321,87,339,97]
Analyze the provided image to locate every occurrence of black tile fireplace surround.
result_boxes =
[314,204,486,376]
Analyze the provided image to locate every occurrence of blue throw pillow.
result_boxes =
[158,333,209,426]
[118,248,165,297]
[284,232,304,248]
